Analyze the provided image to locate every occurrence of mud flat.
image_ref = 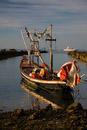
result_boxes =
[0,49,47,60]
[67,51,87,62]
[0,102,87,130]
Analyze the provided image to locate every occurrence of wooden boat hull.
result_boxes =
[20,70,66,91]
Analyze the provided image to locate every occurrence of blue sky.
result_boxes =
[0,0,87,49]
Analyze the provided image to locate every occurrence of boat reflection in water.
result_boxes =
[20,79,74,109]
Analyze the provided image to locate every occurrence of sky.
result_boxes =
[0,0,87,50]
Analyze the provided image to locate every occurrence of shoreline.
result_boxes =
[0,102,87,129]
[67,51,87,62]
[0,49,27,60]
[1,49,87,63]
[0,49,48,60]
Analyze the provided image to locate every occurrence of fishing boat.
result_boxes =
[20,24,83,91]
[64,46,77,52]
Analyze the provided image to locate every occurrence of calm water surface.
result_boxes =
[0,51,87,112]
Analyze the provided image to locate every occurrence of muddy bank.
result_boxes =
[0,49,47,60]
[67,51,87,62]
[0,102,87,130]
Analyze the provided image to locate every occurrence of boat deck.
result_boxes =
[20,56,63,81]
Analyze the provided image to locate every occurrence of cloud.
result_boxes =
[0,0,87,49]
[0,0,87,31]
[8,0,87,12]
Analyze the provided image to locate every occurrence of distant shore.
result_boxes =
[0,49,47,60]
[67,51,87,62]
[1,49,87,63]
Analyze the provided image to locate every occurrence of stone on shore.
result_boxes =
[66,102,83,113]
[12,109,24,116]
[0,103,87,130]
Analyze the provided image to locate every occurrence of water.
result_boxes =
[0,51,87,112]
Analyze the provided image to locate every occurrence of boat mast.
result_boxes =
[45,24,56,75]
[50,24,53,74]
